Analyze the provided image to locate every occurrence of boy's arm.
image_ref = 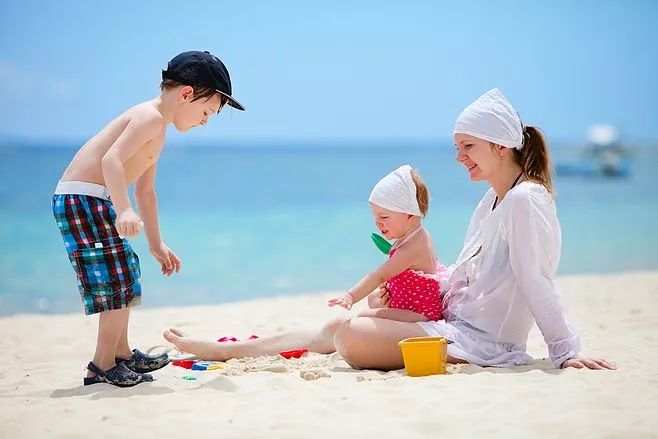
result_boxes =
[135,162,181,276]
[101,112,162,214]
[135,163,161,248]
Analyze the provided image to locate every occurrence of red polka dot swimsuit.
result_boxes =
[386,227,443,321]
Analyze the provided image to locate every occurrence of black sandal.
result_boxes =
[116,349,169,374]
[83,361,145,387]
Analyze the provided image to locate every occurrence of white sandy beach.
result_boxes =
[1,270,657,438]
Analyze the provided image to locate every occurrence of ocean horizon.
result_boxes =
[1,140,657,316]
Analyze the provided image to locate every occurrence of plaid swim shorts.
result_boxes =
[52,193,142,315]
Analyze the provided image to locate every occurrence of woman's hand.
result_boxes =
[561,357,617,370]
[367,282,390,309]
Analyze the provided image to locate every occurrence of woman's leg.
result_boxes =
[163,316,349,361]
[334,317,463,371]
[357,308,428,322]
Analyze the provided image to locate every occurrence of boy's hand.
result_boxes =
[150,242,181,276]
[116,208,144,238]
[328,293,354,310]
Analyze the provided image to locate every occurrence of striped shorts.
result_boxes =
[52,192,142,315]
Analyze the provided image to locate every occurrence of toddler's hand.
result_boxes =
[150,242,181,276]
[116,208,144,238]
[328,293,354,310]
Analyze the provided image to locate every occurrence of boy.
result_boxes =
[52,51,245,387]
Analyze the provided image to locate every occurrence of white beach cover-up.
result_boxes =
[418,182,580,367]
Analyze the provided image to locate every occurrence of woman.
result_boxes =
[164,89,615,371]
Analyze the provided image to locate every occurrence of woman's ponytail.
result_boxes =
[513,125,554,196]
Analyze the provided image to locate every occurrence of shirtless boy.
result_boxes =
[52,51,244,387]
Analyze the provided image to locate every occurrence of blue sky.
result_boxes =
[1,1,657,143]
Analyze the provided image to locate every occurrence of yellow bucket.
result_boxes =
[398,336,448,377]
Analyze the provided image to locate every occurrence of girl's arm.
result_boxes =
[328,243,418,309]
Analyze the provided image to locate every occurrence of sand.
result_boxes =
[1,271,657,438]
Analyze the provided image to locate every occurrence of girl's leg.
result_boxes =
[334,317,463,370]
[163,316,349,361]
[357,308,428,323]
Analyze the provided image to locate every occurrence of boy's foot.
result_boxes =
[116,349,169,374]
[83,361,145,387]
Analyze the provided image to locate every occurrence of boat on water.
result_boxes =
[555,124,631,178]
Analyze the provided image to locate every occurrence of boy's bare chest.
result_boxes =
[124,136,164,181]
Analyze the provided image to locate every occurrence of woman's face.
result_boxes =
[454,133,502,181]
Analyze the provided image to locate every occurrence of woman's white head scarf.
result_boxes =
[368,165,422,217]
[454,88,525,150]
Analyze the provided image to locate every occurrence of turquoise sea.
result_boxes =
[1,141,657,315]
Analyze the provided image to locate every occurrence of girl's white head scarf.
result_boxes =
[368,165,422,217]
[454,88,525,150]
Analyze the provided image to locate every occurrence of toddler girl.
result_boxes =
[328,165,446,322]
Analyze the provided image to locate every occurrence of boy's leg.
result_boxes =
[357,308,429,323]
[116,307,133,360]
[89,308,129,376]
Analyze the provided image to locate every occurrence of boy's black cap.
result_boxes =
[162,51,245,111]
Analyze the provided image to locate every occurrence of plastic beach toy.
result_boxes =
[204,363,226,371]
[398,336,449,377]
[371,233,392,255]
[191,361,226,371]
[279,348,308,359]
[172,359,195,369]
[174,360,226,371]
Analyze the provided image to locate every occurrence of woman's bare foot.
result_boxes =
[167,327,187,338]
[163,328,228,361]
